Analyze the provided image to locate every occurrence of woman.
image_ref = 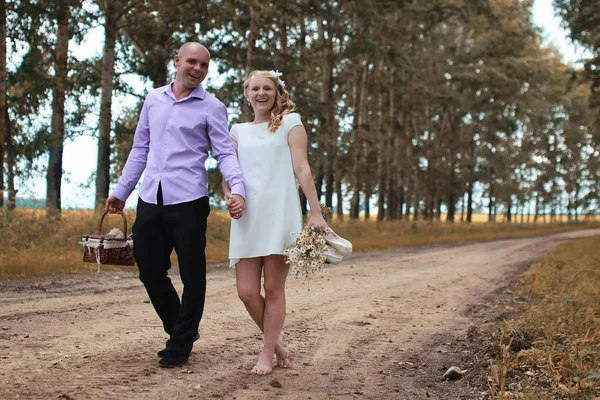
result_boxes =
[224,70,328,375]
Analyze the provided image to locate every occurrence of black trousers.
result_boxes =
[132,188,210,356]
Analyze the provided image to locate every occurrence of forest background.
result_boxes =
[1,0,599,223]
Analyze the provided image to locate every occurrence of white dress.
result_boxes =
[228,113,304,267]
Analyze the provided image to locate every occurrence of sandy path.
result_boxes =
[1,229,598,400]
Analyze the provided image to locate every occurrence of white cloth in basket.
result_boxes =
[79,237,133,273]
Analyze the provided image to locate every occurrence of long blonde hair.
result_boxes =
[244,70,297,133]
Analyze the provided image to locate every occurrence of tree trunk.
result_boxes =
[364,184,371,221]
[314,153,324,200]
[506,196,512,223]
[277,4,287,69]
[376,90,386,221]
[349,145,361,219]
[446,166,455,223]
[5,109,15,210]
[242,0,259,118]
[0,0,5,208]
[423,162,432,221]
[404,111,415,221]
[405,173,413,221]
[318,12,335,209]
[95,1,117,210]
[46,3,70,216]
[487,183,494,223]
[466,179,474,223]
[245,0,259,75]
[397,167,405,219]
[350,59,367,220]
[385,69,398,220]
[412,175,420,221]
[335,155,343,220]
[153,2,171,87]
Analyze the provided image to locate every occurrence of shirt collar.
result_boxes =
[164,82,206,101]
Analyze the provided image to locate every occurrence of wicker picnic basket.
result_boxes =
[80,210,135,271]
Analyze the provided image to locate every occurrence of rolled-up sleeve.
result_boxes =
[208,103,246,199]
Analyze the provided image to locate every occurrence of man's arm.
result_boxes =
[208,103,246,201]
[106,97,152,210]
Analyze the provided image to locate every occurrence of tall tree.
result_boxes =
[94,0,142,210]
[46,1,71,215]
[553,0,600,129]
[0,0,5,207]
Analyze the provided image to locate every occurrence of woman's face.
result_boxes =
[246,76,277,114]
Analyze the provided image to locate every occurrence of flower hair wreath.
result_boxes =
[268,70,286,88]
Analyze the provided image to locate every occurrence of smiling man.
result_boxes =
[105,42,246,368]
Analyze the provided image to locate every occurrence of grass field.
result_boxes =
[0,207,598,279]
[1,207,598,397]
[486,234,600,399]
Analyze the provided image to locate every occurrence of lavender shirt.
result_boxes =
[112,83,245,205]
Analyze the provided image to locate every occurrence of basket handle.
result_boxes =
[98,210,128,236]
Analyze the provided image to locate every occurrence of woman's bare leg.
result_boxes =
[235,257,288,374]
[252,255,290,373]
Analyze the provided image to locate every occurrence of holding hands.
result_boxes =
[226,194,246,219]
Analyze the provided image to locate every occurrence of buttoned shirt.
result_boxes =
[112,83,245,205]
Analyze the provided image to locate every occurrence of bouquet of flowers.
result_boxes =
[284,226,328,282]
[284,203,336,282]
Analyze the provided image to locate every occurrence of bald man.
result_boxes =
[106,42,246,368]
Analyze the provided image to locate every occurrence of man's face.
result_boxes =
[174,45,210,90]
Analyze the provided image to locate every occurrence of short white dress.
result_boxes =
[228,113,304,267]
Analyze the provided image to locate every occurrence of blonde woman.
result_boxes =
[224,70,328,375]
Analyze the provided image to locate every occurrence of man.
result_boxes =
[105,42,245,368]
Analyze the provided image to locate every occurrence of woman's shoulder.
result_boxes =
[230,121,251,130]
[283,112,302,121]
[282,112,303,127]
[229,122,246,138]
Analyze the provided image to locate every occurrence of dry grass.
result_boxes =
[0,208,599,280]
[487,235,600,399]
[328,217,598,251]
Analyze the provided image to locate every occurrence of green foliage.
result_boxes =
[1,0,598,223]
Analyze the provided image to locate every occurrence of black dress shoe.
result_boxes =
[157,332,200,357]
[158,353,188,368]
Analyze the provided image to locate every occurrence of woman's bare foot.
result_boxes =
[250,351,273,375]
[275,331,292,368]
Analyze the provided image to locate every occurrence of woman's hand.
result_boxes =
[226,194,246,219]
[306,213,329,230]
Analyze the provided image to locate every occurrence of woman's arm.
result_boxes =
[288,125,328,228]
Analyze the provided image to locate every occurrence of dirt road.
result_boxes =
[1,229,598,400]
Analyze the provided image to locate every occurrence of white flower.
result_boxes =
[283,226,328,283]
[268,70,286,87]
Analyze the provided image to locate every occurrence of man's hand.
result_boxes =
[226,194,246,219]
[105,195,125,213]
